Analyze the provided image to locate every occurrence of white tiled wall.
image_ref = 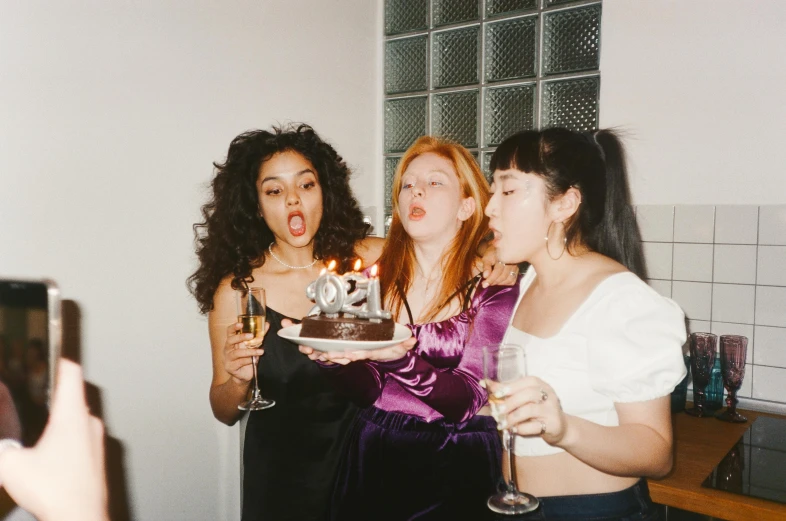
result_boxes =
[638,204,786,409]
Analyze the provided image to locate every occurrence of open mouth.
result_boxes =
[288,212,305,236]
[408,204,426,221]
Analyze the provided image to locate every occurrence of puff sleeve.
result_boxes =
[584,282,687,403]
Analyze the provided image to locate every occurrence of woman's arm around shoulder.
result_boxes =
[208,276,266,425]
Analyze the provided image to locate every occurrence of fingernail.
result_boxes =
[0,439,22,456]
[497,403,507,414]
[510,426,518,434]
[497,419,508,430]
[493,386,510,399]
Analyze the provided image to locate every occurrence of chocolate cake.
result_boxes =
[300,313,395,341]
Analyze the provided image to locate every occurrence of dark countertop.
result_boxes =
[649,408,786,521]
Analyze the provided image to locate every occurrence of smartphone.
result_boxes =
[0,279,61,447]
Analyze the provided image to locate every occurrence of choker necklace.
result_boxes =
[268,243,318,270]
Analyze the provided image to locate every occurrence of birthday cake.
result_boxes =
[300,313,395,341]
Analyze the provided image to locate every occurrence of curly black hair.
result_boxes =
[188,124,370,313]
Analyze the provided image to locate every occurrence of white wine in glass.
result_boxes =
[482,343,539,515]
[237,287,275,411]
[238,314,265,345]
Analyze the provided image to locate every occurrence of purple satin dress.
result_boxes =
[323,280,519,521]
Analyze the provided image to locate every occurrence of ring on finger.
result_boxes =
[540,388,548,402]
[539,420,547,435]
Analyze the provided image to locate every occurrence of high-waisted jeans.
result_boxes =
[496,479,661,521]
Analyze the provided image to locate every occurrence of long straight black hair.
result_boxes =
[490,127,647,279]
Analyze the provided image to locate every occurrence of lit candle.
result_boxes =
[364,264,391,321]
[307,261,346,317]
[341,260,368,314]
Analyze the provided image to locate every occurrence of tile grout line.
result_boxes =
[709,205,716,346]
[669,206,675,301]
[751,205,761,399]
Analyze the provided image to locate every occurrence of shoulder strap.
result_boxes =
[439,274,482,313]
[395,281,415,325]
[398,274,481,324]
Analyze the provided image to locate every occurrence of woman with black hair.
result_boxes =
[483,128,687,520]
[189,124,383,521]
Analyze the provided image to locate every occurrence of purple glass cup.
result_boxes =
[716,335,748,423]
[685,333,717,418]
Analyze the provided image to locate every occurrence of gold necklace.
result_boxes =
[416,265,440,298]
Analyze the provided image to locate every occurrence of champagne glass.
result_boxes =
[685,333,717,418]
[482,344,539,515]
[237,287,274,411]
[715,335,748,423]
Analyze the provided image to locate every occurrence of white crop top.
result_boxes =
[506,268,687,457]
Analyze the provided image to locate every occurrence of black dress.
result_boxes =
[241,308,358,521]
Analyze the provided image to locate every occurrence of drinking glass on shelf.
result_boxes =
[705,358,725,411]
[482,344,539,516]
[685,333,717,418]
[716,335,748,423]
[237,287,274,411]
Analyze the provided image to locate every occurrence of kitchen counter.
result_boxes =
[649,408,786,521]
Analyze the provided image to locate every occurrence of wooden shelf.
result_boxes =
[648,408,786,521]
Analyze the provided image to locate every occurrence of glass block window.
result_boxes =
[432,90,479,147]
[384,0,602,232]
[485,16,538,82]
[385,36,428,95]
[433,0,479,27]
[432,27,480,88]
[385,0,428,35]
[384,96,428,153]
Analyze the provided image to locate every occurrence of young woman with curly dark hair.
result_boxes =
[188,124,385,521]
[189,123,516,521]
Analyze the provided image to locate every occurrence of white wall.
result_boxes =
[599,0,786,205]
[0,1,380,520]
[600,1,786,414]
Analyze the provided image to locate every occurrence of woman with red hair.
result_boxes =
[304,136,519,520]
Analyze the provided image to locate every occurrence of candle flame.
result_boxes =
[327,260,337,271]
[354,259,362,272]
[370,264,378,277]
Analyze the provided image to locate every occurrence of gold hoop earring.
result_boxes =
[545,221,567,260]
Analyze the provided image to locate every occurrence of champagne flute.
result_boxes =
[483,344,539,515]
[237,287,274,411]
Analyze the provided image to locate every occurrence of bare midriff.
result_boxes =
[509,452,640,497]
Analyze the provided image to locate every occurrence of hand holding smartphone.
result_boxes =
[0,279,60,447]
[1,278,61,519]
